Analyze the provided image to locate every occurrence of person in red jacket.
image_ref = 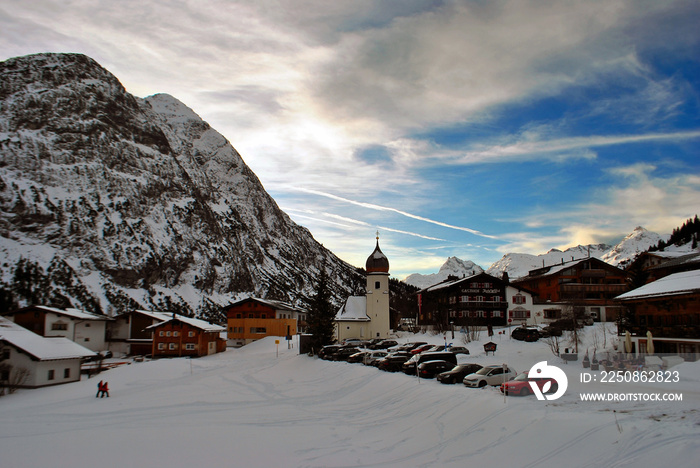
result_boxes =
[100,381,109,398]
[96,380,103,398]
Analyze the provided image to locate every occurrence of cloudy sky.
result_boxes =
[2,0,699,279]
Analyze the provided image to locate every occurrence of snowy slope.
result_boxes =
[0,326,698,467]
[404,256,484,289]
[601,226,665,268]
[0,53,362,316]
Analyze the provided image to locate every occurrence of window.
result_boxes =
[158,343,165,350]
[188,331,195,337]
[166,331,171,337]
[84,337,90,342]
[185,344,195,350]
[493,310,502,318]
[64,368,70,378]
[511,309,531,319]
[513,294,526,305]
[48,370,55,380]
[250,327,267,334]
[169,343,177,350]
[51,322,68,331]
[236,314,242,318]
[159,331,164,337]
[375,281,381,289]
[85,323,91,327]
[460,296,468,303]
[173,331,179,337]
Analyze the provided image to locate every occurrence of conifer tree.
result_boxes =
[305,271,336,353]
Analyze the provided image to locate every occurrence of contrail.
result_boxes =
[296,188,497,240]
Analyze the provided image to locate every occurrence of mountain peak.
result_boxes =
[405,257,484,289]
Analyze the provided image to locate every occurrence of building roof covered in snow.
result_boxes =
[0,317,96,361]
[145,315,225,332]
[616,269,700,301]
[335,296,370,321]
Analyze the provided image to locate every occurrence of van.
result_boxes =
[402,351,458,374]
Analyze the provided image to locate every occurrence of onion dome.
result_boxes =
[365,234,389,273]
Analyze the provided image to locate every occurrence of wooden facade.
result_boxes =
[418,273,508,330]
[513,257,629,322]
[616,270,700,361]
[148,318,226,358]
[224,298,303,346]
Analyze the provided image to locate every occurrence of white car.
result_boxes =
[463,364,517,387]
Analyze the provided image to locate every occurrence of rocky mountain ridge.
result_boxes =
[0,53,363,319]
[405,227,673,288]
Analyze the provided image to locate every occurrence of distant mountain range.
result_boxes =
[0,53,363,319]
[404,226,684,288]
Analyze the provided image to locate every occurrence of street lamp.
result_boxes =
[450,321,454,339]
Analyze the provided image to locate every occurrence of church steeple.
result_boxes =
[365,231,390,273]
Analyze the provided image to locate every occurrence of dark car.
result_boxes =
[392,341,427,352]
[333,347,362,361]
[511,327,540,342]
[347,351,371,363]
[448,346,469,355]
[539,325,563,337]
[369,340,398,350]
[402,351,458,375]
[318,345,341,360]
[417,360,456,379]
[377,354,411,372]
[436,363,484,384]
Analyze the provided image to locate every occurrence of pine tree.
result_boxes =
[304,271,336,353]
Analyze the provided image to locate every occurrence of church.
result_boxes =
[335,234,391,342]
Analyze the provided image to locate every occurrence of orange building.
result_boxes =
[224,297,305,347]
[146,315,226,358]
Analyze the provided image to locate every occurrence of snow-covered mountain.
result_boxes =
[404,257,484,289]
[0,53,363,318]
[486,227,666,280]
[600,226,665,268]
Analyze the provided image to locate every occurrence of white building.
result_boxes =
[0,317,95,389]
[2,305,111,353]
[335,236,391,342]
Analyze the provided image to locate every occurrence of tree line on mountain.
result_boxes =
[649,215,699,251]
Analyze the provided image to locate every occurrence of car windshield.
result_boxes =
[513,373,529,381]
[475,367,496,375]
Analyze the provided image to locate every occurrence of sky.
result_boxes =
[2,0,700,280]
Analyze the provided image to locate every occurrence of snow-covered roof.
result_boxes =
[648,252,700,270]
[129,310,175,322]
[227,297,302,312]
[0,317,96,360]
[335,296,370,321]
[616,269,700,301]
[145,315,225,332]
[9,305,110,321]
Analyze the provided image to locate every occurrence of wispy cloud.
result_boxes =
[294,188,498,239]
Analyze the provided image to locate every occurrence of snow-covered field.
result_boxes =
[1,325,699,468]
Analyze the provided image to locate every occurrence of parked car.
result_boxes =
[448,346,469,355]
[437,363,483,384]
[318,345,341,360]
[538,325,563,337]
[463,364,517,387]
[388,341,427,352]
[402,351,458,375]
[363,351,389,366]
[369,340,398,350]
[342,338,363,346]
[347,351,370,363]
[417,360,456,379]
[377,354,411,372]
[410,344,435,355]
[511,327,540,342]
[500,371,558,396]
[334,347,362,361]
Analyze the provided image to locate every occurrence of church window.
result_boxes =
[375,281,381,289]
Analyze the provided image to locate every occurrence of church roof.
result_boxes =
[335,296,370,322]
[366,240,390,273]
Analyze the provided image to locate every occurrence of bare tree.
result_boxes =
[543,335,561,357]
[0,363,30,396]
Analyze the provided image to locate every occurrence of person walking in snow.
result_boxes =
[100,381,109,398]
[96,380,103,398]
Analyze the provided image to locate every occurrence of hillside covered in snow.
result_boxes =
[0,53,363,318]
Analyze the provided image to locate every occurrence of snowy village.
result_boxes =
[2,2,700,467]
